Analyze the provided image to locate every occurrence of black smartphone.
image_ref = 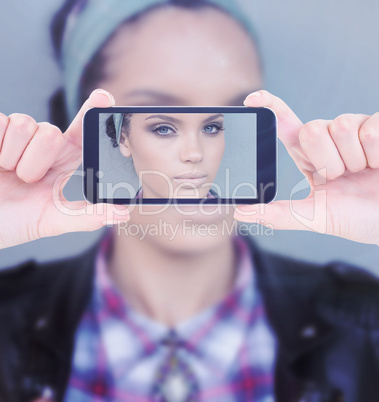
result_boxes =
[83,106,277,205]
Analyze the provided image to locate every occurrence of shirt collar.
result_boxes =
[135,187,218,199]
[93,229,258,374]
[175,235,258,373]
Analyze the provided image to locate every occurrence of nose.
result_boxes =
[180,134,204,164]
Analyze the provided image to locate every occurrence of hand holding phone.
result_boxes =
[0,90,130,250]
[235,90,379,246]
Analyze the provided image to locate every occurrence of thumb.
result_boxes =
[234,196,327,234]
[244,90,303,149]
[47,200,130,236]
[64,89,115,148]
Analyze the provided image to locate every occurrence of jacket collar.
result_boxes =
[241,233,337,365]
[24,230,106,401]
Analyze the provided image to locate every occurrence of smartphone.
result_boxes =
[83,106,277,205]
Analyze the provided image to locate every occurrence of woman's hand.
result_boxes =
[0,89,130,250]
[234,90,379,246]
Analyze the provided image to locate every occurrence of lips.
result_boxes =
[173,172,208,188]
[175,172,207,179]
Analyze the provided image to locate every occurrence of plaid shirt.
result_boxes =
[64,230,276,401]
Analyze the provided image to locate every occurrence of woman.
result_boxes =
[0,0,379,401]
[107,112,225,199]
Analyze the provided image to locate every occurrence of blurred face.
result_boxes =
[99,6,261,107]
[96,5,263,253]
[119,113,225,198]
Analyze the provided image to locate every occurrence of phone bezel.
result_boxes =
[83,106,277,205]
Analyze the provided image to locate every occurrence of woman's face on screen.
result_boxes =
[95,5,263,251]
[119,113,225,198]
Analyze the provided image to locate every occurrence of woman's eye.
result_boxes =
[203,123,224,134]
[152,125,175,136]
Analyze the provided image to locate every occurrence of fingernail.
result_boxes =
[102,220,116,226]
[236,205,255,211]
[233,212,249,222]
[248,91,262,98]
[94,89,113,101]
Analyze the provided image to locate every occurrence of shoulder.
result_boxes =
[0,236,101,380]
[0,236,101,316]
[0,237,104,402]
[241,233,379,331]
[241,233,379,289]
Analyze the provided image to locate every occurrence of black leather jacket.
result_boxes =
[1,232,379,402]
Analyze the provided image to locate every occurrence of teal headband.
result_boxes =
[62,0,258,122]
[112,113,124,145]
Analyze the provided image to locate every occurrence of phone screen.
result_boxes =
[83,106,276,204]
[98,112,257,200]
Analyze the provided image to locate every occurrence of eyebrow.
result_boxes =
[144,113,224,125]
[125,90,184,105]
[202,113,224,123]
[125,89,260,106]
[145,115,181,124]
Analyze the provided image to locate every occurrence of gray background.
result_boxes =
[0,0,378,271]
[98,113,257,198]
